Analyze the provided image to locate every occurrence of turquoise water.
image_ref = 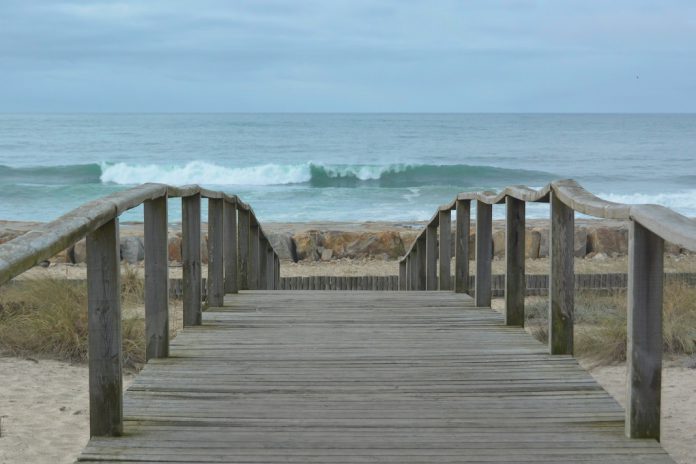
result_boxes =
[0,113,694,222]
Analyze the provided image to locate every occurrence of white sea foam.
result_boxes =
[597,190,696,213]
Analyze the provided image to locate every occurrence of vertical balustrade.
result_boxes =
[224,200,238,294]
[265,243,275,289]
[144,195,169,359]
[439,209,451,291]
[249,222,260,289]
[425,222,438,290]
[416,236,427,290]
[399,260,407,290]
[475,201,492,307]
[258,236,268,290]
[86,218,123,437]
[455,199,470,293]
[237,208,250,290]
[505,197,525,326]
[626,221,664,440]
[207,198,225,307]
[274,254,280,290]
[182,193,202,326]
[549,191,574,354]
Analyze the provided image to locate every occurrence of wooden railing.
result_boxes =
[0,183,279,437]
[399,179,696,441]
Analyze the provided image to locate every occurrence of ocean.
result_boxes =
[0,113,694,223]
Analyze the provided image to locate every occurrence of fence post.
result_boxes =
[237,208,250,290]
[274,254,280,290]
[475,201,492,307]
[86,218,123,437]
[224,200,238,294]
[439,209,451,290]
[266,245,274,289]
[455,199,470,293]
[182,193,201,326]
[144,195,169,359]
[258,236,268,289]
[549,191,574,355]
[505,197,525,326]
[416,236,427,290]
[207,198,225,307]
[425,222,438,290]
[249,222,260,289]
[626,220,664,440]
[399,260,407,290]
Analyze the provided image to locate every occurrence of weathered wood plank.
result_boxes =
[455,200,471,294]
[249,224,260,290]
[425,223,438,290]
[144,195,169,359]
[439,210,451,291]
[505,197,525,326]
[223,200,239,294]
[549,191,574,355]
[237,209,251,290]
[207,198,225,307]
[182,194,202,326]
[475,201,492,307]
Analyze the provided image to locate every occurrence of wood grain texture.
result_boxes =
[86,218,123,437]
[144,196,169,359]
[455,199,470,294]
[438,210,451,291]
[425,224,438,291]
[505,197,525,326]
[416,237,426,291]
[249,225,260,290]
[223,201,239,294]
[626,221,664,440]
[549,191,574,355]
[399,260,407,290]
[475,201,492,307]
[77,291,674,463]
[237,209,250,291]
[182,194,202,326]
[207,198,225,307]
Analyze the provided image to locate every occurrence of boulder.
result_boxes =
[492,229,506,258]
[574,228,588,258]
[525,229,541,259]
[120,236,144,264]
[168,235,182,263]
[587,226,628,256]
[293,231,321,261]
[537,228,549,258]
[71,239,88,263]
[321,248,333,261]
[268,232,297,262]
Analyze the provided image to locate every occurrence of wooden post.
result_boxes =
[475,201,492,307]
[86,218,123,437]
[274,255,280,290]
[626,220,664,440]
[249,223,260,289]
[144,195,169,359]
[258,236,268,290]
[455,200,470,293]
[266,245,274,289]
[207,198,225,307]
[223,200,238,294]
[182,194,201,326]
[505,197,525,326]
[399,260,407,290]
[549,191,574,355]
[439,209,451,291]
[416,236,427,290]
[237,208,250,290]
[425,223,438,290]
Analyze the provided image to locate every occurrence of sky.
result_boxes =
[1,1,695,113]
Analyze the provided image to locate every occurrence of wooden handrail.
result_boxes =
[0,183,280,437]
[399,178,696,442]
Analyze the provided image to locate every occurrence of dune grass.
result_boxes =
[0,268,149,371]
[525,283,696,365]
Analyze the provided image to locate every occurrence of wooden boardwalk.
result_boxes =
[77,291,674,463]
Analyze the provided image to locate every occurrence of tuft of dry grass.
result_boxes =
[525,283,696,365]
[0,277,146,371]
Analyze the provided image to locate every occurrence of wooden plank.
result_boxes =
[224,201,239,294]
[259,238,268,290]
[182,194,202,326]
[549,191,574,355]
[455,199,470,293]
[439,210,451,291]
[416,237,426,290]
[475,201,492,307]
[249,224,260,290]
[86,218,123,437]
[237,209,251,290]
[144,195,169,359]
[505,197,525,326]
[207,198,225,307]
[626,220,664,440]
[425,223,438,290]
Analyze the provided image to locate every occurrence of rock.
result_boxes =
[51,248,72,263]
[268,232,297,262]
[525,229,541,259]
[537,228,549,258]
[294,231,321,261]
[168,236,182,263]
[120,236,144,264]
[71,239,87,263]
[665,241,682,255]
[321,248,333,261]
[492,229,506,258]
[574,228,588,258]
[39,260,50,268]
[587,226,628,256]
[592,252,608,261]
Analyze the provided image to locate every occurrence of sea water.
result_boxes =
[0,113,694,223]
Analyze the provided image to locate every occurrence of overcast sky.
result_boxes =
[1,1,695,112]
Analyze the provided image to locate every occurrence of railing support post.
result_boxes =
[505,197,525,326]
[399,260,407,290]
[258,236,268,290]
[475,201,492,307]
[274,254,280,290]
[626,220,664,440]
[416,236,427,290]
[224,200,238,294]
[182,194,202,326]
[439,209,451,291]
[425,223,438,290]
[86,218,123,437]
[207,198,225,307]
[144,195,169,359]
[266,244,274,289]
[455,200,470,293]
[549,191,574,354]
[249,223,260,290]
[237,209,250,290]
